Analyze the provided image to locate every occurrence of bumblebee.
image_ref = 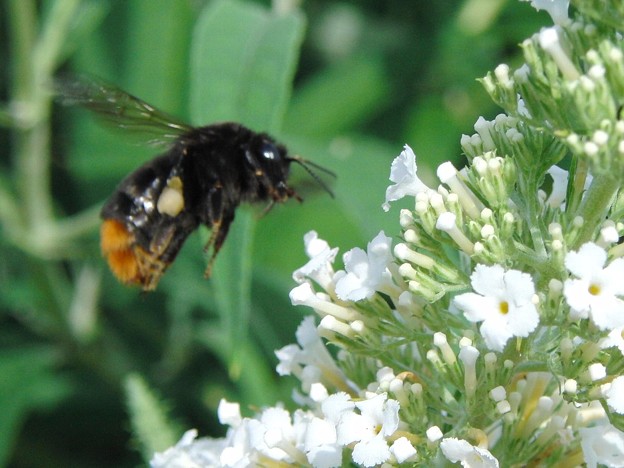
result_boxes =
[59,78,332,290]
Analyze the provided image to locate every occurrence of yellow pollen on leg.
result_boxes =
[157,176,185,217]
[499,301,509,314]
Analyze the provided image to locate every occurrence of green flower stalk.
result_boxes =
[152,0,624,466]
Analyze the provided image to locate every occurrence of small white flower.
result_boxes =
[453,264,539,352]
[579,423,624,468]
[564,243,624,330]
[436,212,475,254]
[257,406,297,457]
[293,231,338,290]
[275,316,353,394]
[150,429,225,468]
[336,393,400,467]
[523,0,569,24]
[290,283,361,323]
[335,231,393,301]
[517,96,531,118]
[474,117,495,150]
[440,437,499,468]
[546,165,568,208]
[538,26,579,80]
[383,145,430,211]
[217,405,310,466]
[545,165,592,209]
[604,376,624,414]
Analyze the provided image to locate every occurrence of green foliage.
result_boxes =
[191,0,305,131]
[124,374,181,463]
[0,347,70,467]
[0,0,549,465]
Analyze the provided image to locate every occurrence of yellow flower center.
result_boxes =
[499,301,509,314]
[588,283,601,296]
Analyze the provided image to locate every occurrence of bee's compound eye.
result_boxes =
[260,142,282,163]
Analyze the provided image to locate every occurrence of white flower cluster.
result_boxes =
[150,139,624,466]
[151,0,624,465]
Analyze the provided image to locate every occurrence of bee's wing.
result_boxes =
[54,75,193,144]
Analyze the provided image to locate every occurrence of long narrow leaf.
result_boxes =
[189,0,305,375]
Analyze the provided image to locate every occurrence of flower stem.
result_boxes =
[573,174,620,249]
[7,0,88,257]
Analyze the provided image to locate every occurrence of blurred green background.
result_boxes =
[0,0,549,466]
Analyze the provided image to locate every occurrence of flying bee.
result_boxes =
[57,77,333,291]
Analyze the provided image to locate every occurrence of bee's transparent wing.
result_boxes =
[55,75,193,144]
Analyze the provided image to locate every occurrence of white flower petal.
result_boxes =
[275,344,300,376]
[565,243,607,278]
[564,243,624,330]
[306,444,343,468]
[381,399,400,436]
[322,392,355,424]
[293,231,338,288]
[150,430,226,468]
[605,376,624,414]
[503,269,535,302]
[336,412,370,445]
[383,145,430,211]
[218,399,242,427]
[563,278,591,318]
[589,294,624,330]
[580,423,624,468]
[506,302,540,337]
[303,417,337,450]
[480,316,514,352]
[454,264,538,352]
[335,231,393,301]
[525,0,569,24]
[471,264,506,297]
[600,327,624,355]
[546,165,568,208]
[352,434,391,467]
[440,437,499,468]
[454,293,499,323]
[604,258,624,296]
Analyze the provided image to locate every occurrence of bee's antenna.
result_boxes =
[289,155,336,198]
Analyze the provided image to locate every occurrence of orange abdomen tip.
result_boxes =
[105,248,141,285]
[100,219,142,285]
[101,219,134,253]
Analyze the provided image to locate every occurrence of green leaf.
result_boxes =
[123,0,194,116]
[280,133,403,241]
[189,0,305,374]
[210,209,256,379]
[124,373,181,463]
[197,321,282,407]
[190,0,305,132]
[402,94,464,169]
[284,55,389,137]
[0,347,70,467]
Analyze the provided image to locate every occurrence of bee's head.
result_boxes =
[245,135,295,202]
[245,133,335,203]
